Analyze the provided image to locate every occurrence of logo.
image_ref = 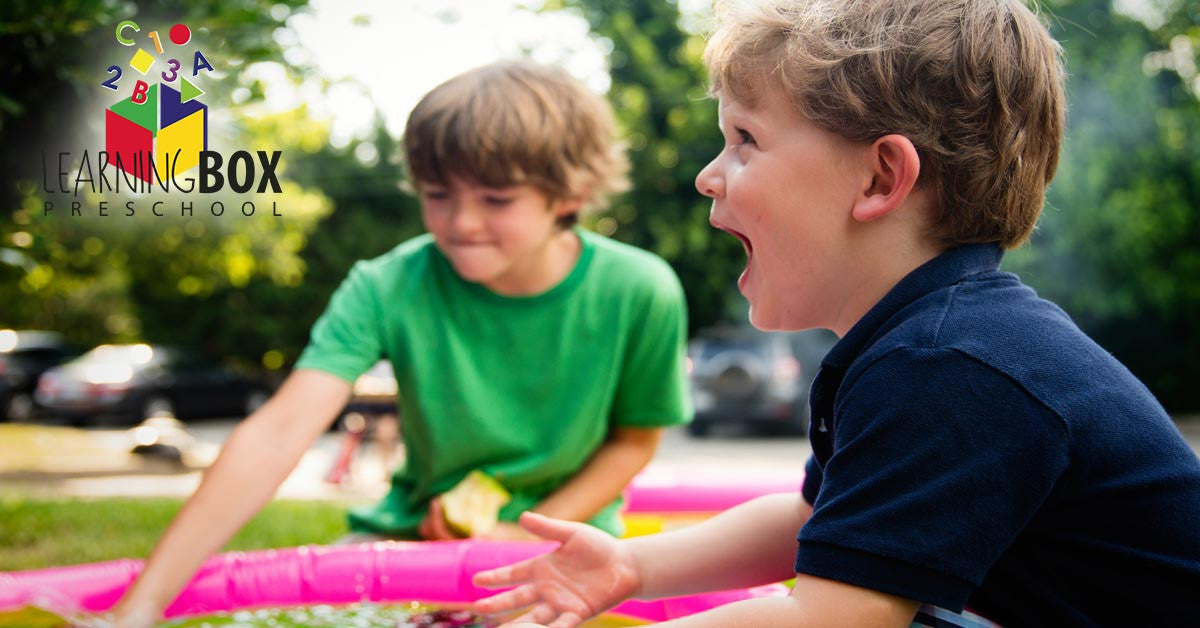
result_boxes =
[104,20,213,184]
[39,18,284,218]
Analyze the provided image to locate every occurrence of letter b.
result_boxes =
[199,151,223,192]
[131,80,150,105]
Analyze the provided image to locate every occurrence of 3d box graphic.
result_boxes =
[105,82,208,183]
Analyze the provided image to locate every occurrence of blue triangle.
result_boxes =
[160,83,207,129]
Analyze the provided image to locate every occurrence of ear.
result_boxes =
[551,196,584,218]
[851,134,921,223]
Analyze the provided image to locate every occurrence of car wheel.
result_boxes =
[686,420,711,438]
[4,392,35,422]
[142,394,175,419]
[244,390,269,416]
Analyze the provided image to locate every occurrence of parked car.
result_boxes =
[35,343,271,425]
[0,329,81,421]
[686,326,837,437]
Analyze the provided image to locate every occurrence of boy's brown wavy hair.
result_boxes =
[404,60,629,228]
[704,0,1066,248]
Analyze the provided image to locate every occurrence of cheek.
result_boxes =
[420,207,445,233]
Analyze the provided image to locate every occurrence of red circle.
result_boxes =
[169,23,191,46]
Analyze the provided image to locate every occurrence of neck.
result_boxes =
[829,235,944,338]
[483,229,581,296]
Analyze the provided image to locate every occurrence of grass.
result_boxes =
[0,493,350,572]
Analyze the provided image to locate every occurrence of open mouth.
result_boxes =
[712,219,754,292]
[713,222,753,259]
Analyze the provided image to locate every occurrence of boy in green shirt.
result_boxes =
[111,60,690,625]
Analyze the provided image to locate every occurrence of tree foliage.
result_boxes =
[2,0,1197,410]
[1006,0,1200,409]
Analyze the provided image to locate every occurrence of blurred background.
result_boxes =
[0,0,1198,571]
[2,0,1198,411]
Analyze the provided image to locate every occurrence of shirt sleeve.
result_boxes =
[293,260,385,384]
[795,347,1069,611]
[801,454,823,507]
[608,262,693,428]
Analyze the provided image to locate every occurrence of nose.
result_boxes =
[695,154,724,199]
[445,207,483,240]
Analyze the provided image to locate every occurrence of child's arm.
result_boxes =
[639,575,918,628]
[529,425,663,523]
[110,369,353,627]
[476,498,917,627]
[475,494,807,613]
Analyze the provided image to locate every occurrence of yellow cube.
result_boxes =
[155,109,205,182]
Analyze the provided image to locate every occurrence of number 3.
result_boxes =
[102,65,122,90]
[161,59,180,83]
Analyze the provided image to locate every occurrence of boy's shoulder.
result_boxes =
[582,230,682,294]
[856,268,1161,422]
[337,234,441,297]
[353,233,438,277]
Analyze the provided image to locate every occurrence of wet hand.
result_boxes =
[418,496,464,541]
[472,512,640,628]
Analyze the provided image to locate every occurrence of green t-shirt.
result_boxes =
[294,227,691,537]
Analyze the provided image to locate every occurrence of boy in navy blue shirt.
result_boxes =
[472,0,1200,626]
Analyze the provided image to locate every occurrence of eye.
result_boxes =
[483,195,514,207]
[736,128,756,147]
[422,189,450,201]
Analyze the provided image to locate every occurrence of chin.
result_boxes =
[749,305,810,332]
[451,264,499,284]
[747,306,781,331]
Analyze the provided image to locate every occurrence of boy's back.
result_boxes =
[799,244,1200,624]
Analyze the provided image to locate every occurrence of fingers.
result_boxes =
[419,497,458,541]
[517,511,581,543]
[428,497,457,540]
[547,612,583,628]
[473,557,535,588]
[418,509,443,541]
[473,583,538,614]
[510,603,557,626]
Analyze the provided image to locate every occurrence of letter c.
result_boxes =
[116,20,139,46]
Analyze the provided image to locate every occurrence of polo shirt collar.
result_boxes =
[821,243,1005,368]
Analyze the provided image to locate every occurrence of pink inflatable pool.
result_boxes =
[0,540,786,622]
[624,468,803,513]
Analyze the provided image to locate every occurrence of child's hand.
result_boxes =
[472,512,640,628]
[418,496,464,540]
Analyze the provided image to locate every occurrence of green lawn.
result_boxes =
[0,494,350,572]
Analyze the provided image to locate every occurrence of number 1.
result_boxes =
[148,30,163,54]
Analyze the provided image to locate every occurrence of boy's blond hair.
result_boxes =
[704,0,1066,248]
[404,60,629,226]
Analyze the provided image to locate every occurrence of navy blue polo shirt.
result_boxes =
[796,244,1200,626]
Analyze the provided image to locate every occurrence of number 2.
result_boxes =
[161,59,180,83]
[102,65,122,91]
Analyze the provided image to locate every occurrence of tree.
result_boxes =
[1005,0,1200,410]
[553,0,743,334]
[0,0,326,376]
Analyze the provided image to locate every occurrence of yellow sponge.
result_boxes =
[442,470,512,536]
